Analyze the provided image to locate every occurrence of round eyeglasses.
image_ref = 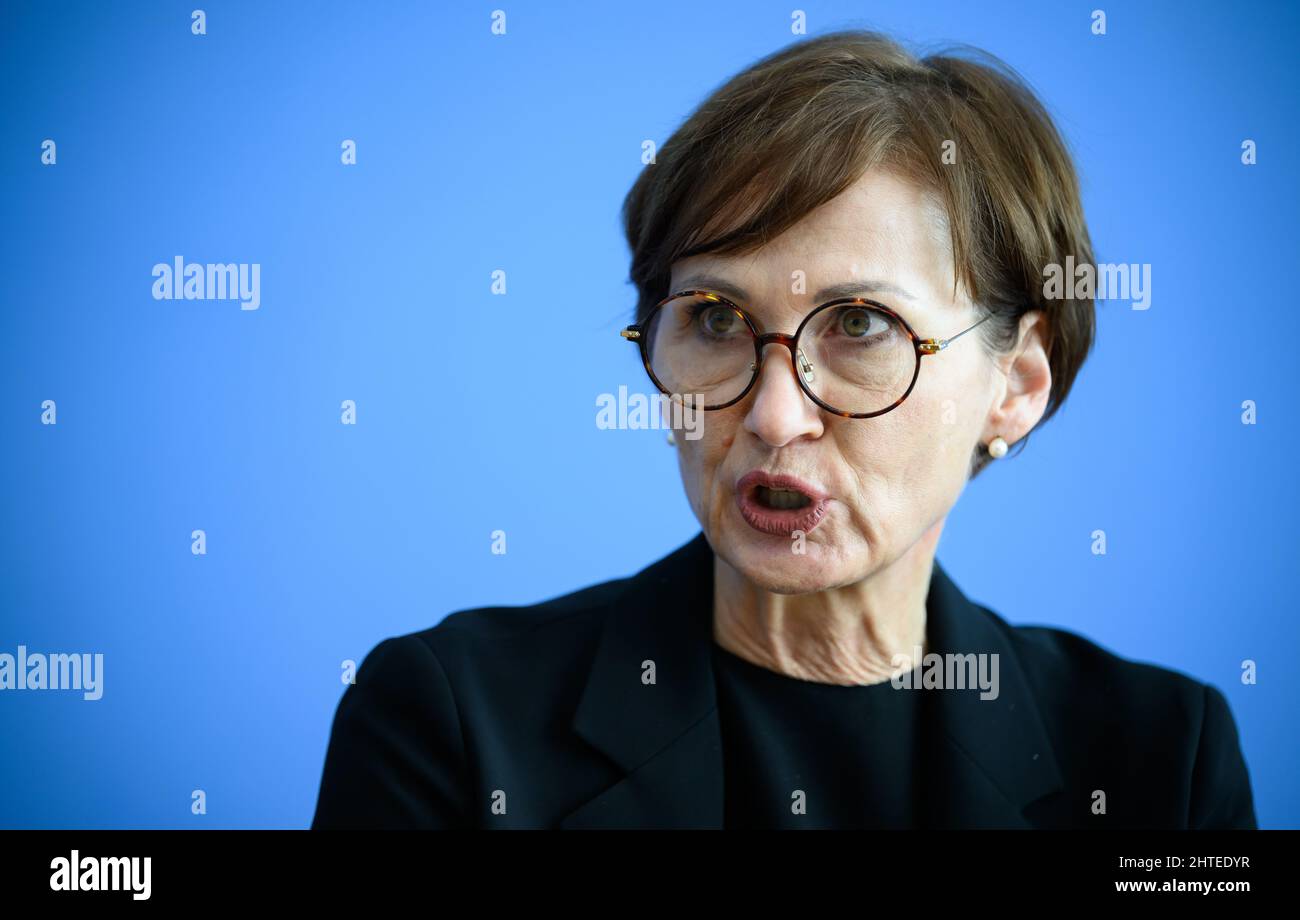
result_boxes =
[620,290,992,418]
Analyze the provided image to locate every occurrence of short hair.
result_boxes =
[621,30,1095,473]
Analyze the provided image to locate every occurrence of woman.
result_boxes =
[312,30,1255,829]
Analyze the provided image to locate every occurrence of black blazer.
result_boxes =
[311,532,1256,829]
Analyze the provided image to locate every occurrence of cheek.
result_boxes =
[907,350,993,459]
[893,376,989,512]
[835,416,916,509]
[676,412,738,514]
[835,391,976,523]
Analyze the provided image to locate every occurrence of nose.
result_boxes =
[741,341,825,447]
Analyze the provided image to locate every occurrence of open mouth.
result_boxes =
[754,485,813,511]
[734,471,830,536]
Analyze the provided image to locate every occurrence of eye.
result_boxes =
[693,303,741,337]
[837,306,891,339]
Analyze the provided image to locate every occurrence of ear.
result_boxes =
[983,310,1052,445]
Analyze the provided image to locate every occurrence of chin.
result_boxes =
[717,524,865,594]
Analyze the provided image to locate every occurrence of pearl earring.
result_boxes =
[987,436,1008,459]
[667,430,676,446]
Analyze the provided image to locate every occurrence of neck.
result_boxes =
[711,520,943,686]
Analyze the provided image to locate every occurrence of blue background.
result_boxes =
[1,0,1296,828]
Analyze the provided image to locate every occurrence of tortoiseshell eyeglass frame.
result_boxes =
[620,289,993,419]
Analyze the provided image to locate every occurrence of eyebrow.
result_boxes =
[674,273,916,303]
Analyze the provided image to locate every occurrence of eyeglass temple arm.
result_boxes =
[917,312,991,355]
[620,327,641,340]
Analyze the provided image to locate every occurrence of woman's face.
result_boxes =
[669,167,1022,594]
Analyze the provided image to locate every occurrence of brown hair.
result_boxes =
[621,30,1095,474]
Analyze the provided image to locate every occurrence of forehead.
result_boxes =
[670,168,958,312]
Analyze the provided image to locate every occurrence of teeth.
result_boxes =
[757,486,811,510]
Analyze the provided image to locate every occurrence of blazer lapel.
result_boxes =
[917,563,1066,828]
[561,533,724,829]
[560,532,1065,829]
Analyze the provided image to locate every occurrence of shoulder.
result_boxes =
[404,569,635,679]
[990,606,1209,710]
[313,570,637,829]
[347,566,640,719]
[422,568,634,641]
[379,533,709,687]
[977,605,1256,828]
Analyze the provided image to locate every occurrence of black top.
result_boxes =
[711,641,923,829]
[311,532,1256,829]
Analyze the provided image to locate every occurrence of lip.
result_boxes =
[734,470,831,537]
